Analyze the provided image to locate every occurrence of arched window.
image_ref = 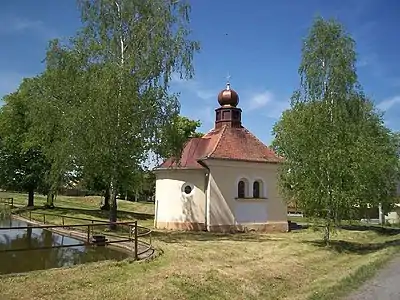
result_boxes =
[253,181,260,198]
[238,180,245,198]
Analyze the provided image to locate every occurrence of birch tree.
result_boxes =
[26,39,88,208]
[272,17,399,243]
[69,0,199,226]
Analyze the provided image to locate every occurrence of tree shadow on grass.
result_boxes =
[288,221,310,231]
[306,238,400,254]
[151,230,282,243]
[15,206,154,222]
[339,224,400,236]
[290,221,400,236]
[56,207,154,221]
[299,222,400,254]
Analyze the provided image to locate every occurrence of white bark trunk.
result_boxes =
[379,203,385,225]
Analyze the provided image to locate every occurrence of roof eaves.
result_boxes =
[203,157,282,164]
[153,166,205,172]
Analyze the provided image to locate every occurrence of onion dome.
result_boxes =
[217,83,239,107]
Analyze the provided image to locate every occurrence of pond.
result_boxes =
[0,217,129,275]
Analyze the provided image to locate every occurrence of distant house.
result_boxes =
[286,197,300,212]
[386,182,400,224]
[153,82,288,233]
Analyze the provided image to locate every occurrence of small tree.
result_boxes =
[272,17,399,244]
[155,115,203,162]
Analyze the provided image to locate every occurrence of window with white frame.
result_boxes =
[253,181,260,198]
[237,178,249,198]
[252,179,265,198]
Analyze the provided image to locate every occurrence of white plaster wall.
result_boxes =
[235,200,268,223]
[206,159,287,227]
[154,169,206,225]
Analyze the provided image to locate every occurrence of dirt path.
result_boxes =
[345,255,400,300]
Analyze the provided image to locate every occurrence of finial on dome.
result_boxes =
[226,73,231,90]
[217,74,239,107]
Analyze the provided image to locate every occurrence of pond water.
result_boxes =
[0,217,129,275]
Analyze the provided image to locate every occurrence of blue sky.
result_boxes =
[1,0,400,146]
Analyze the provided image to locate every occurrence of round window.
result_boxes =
[184,185,192,194]
[181,183,194,196]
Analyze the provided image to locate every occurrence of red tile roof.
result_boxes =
[157,125,282,169]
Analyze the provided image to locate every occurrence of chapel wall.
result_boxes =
[154,169,206,230]
[207,160,287,228]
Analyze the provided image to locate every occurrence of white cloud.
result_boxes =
[181,104,214,131]
[196,105,214,126]
[0,15,57,39]
[171,73,216,101]
[377,96,400,111]
[174,75,290,122]
[246,90,290,119]
[247,91,274,111]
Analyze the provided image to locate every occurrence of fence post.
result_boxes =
[29,211,31,220]
[62,217,65,227]
[134,221,138,261]
[149,231,152,246]
[87,225,90,243]
[43,214,46,224]
[11,198,13,208]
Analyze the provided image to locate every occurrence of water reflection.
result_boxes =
[0,217,129,275]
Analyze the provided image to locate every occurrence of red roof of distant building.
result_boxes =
[158,125,282,169]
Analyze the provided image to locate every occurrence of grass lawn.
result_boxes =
[0,191,155,228]
[0,192,399,300]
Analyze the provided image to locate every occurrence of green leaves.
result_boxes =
[0,82,50,197]
[155,115,203,161]
[272,17,399,242]
[0,1,200,212]
[296,17,359,104]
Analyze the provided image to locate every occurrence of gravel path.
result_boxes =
[345,255,400,300]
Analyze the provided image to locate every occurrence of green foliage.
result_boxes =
[40,0,200,223]
[156,115,203,161]
[0,82,50,205]
[33,42,93,205]
[0,1,200,213]
[272,16,399,243]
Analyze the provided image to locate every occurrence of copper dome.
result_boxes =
[217,83,239,107]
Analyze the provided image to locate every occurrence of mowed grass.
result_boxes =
[0,192,400,300]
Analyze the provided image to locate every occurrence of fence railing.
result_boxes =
[4,210,152,260]
[0,197,14,207]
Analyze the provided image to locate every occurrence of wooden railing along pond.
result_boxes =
[0,209,153,260]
